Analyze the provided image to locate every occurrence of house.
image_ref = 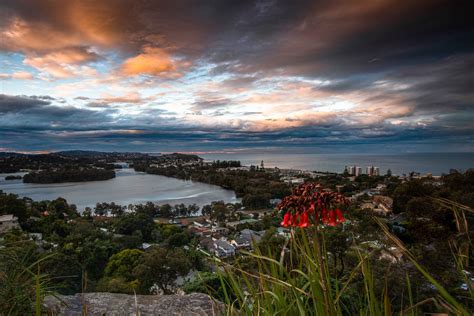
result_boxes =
[231,235,252,249]
[0,214,21,234]
[212,239,236,257]
[226,218,258,228]
[189,226,212,237]
[193,218,212,228]
[231,229,264,250]
[211,226,229,235]
[373,195,393,215]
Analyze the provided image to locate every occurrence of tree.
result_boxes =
[83,207,93,219]
[0,192,28,223]
[201,204,212,217]
[104,249,144,280]
[96,249,144,294]
[159,204,172,218]
[166,231,190,248]
[134,246,191,294]
[392,180,434,213]
[209,202,229,222]
[114,213,156,241]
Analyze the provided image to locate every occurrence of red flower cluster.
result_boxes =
[278,183,349,228]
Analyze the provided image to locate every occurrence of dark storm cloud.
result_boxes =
[0,94,116,130]
[0,94,50,113]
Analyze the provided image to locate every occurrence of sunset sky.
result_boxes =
[0,0,473,153]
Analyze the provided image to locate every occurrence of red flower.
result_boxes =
[327,210,337,226]
[291,213,299,226]
[278,182,349,228]
[321,208,328,224]
[281,212,291,227]
[299,212,309,227]
[335,208,345,223]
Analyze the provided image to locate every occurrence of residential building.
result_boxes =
[212,239,236,257]
[211,226,229,235]
[355,167,362,176]
[0,214,20,234]
[373,195,393,215]
[226,218,258,228]
[193,218,211,228]
[231,229,264,250]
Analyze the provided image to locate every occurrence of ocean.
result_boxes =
[200,152,473,176]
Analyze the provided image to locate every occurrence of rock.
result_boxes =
[43,292,224,315]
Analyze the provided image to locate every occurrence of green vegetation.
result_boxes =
[134,247,191,294]
[0,191,206,302]
[134,161,290,209]
[23,167,115,184]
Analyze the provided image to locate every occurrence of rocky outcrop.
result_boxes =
[43,292,224,315]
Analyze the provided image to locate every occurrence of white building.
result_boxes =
[374,167,380,176]
[366,166,374,176]
[355,167,362,176]
[0,214,21,234]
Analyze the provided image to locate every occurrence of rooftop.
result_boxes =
[0,214,16,222]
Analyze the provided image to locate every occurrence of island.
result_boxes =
[23,167,116,184]
[5,175,23,180]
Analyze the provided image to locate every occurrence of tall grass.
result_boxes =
[216,216,471,315]
[0,241,55,315]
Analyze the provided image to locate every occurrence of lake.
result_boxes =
[201,152,474,176]
[0,168,239,211]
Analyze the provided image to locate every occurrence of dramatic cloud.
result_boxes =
[0,0,472,152]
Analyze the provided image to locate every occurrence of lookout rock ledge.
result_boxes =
[43,292,224,315]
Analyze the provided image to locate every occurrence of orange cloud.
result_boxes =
[121,47,182,77]
[1,18,84,52]
[23,47,100,79]
[0,72,34,80]
[11,71,33,80]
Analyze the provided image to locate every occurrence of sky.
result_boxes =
[0,0,473,154]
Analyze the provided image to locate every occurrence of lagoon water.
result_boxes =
[0,168,239,211]
[201,152,474,176]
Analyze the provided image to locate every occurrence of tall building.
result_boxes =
[366,166,374,176]
[373,167,380,176]
[349,166,356,175]
[355,167,362,176]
